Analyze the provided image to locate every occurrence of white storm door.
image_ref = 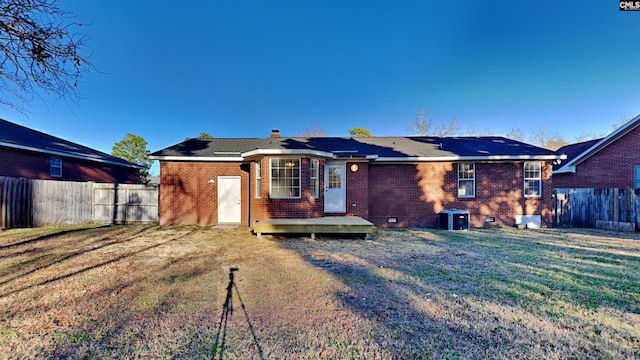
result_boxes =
[218,176,241,223]
[324,164,346,213]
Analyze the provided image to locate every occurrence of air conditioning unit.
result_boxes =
[439,209,470,230]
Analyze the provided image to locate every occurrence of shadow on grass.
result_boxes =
[2,227,264,359]
[0,226,172,298]
[41,257,218,359]
[277,228,640,359]
[3,227,221,359]
[0,225,110,249]
[213,267,263,360]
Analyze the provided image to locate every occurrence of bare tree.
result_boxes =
[505,126,525,142]
[611,117,631,130]
[295,121,327,137]
[572,116,632,143]
[529,124,567,150]
[432,117,460,136]
[407,107,432,136]
[464,124,493,136]
[573,132,603,143]
[0,0,93,111]
[407,108,460,136]
[543,139,570,151]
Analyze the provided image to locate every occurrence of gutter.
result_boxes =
[147,155,245,162]
[373,154,566,162]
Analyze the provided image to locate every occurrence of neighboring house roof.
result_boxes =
[553,138,601,171]
[0,118,146,169]
[150,136,564,163]
[554,114,640,174]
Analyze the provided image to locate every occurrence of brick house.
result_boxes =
[0,118,145,183]
[150,131,564,228]
[554,114,640,189]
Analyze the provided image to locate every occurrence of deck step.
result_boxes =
[253,216,374,239]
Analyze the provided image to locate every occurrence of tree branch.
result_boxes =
[0,0,93,110]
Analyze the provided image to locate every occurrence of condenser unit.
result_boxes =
[439,209,470,230]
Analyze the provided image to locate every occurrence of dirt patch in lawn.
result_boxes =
[1,225,639,359]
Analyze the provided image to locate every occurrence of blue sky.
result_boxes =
[1,1,639,175]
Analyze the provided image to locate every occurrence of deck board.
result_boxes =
[253,216,374,239]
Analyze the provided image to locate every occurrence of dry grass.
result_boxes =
[0,225,639,359]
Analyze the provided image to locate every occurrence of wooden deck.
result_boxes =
[252,216,374,239]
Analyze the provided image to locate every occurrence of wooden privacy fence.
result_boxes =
[553,188,640,230]
[0,176,158,229]
[92,184,158,224]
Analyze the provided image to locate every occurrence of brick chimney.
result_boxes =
[270,129,281,138]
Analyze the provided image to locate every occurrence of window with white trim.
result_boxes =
[50,157,62,177]
[524,162,542,197]
[457,163,475,198]
[634,165,640,190]
[270,158,300,198]
[255,161,261,198]
[310,159,319,198]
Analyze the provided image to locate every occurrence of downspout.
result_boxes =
[248,163,252,227]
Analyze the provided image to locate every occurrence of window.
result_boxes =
[635,165,640,190]
[50,157,62,177]
[270,158,300,198]
[255,161,261,198]
[524,162,542,197]
[310,159,319,198]
[457,163,475,198]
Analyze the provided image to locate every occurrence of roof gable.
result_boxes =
[0,118,144,169]
[554,114,640,174]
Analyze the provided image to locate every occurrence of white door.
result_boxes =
[324,164,346,213]
[218,176,241,223]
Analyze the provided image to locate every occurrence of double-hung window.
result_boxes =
[255,161,261,198]
[50,157,62,177]
[310,159,319,198]
[524,162,542,197]
[634,165,640,190]
[457,163,475,198]
[270,158,300,198]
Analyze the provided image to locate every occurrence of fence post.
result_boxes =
[613,188,619,222]
[553,187,640,230]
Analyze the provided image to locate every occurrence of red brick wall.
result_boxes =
[249,157,324,224]
[345,162,369,219]
[0,147,142,183]
[159,159,554,228]
[553,127,640,188]
[159,161,249,226]
[368,162,553,228]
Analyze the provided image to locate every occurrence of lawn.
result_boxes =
[0,224,638,359]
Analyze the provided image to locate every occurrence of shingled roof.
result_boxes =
[553,138,601,171]
[150,135,563,162]
[554,114,640,174]
[0,118,145,169]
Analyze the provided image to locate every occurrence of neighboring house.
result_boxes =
[554,114,640,189]
[0,118,145,183]
[150,130,564,228]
